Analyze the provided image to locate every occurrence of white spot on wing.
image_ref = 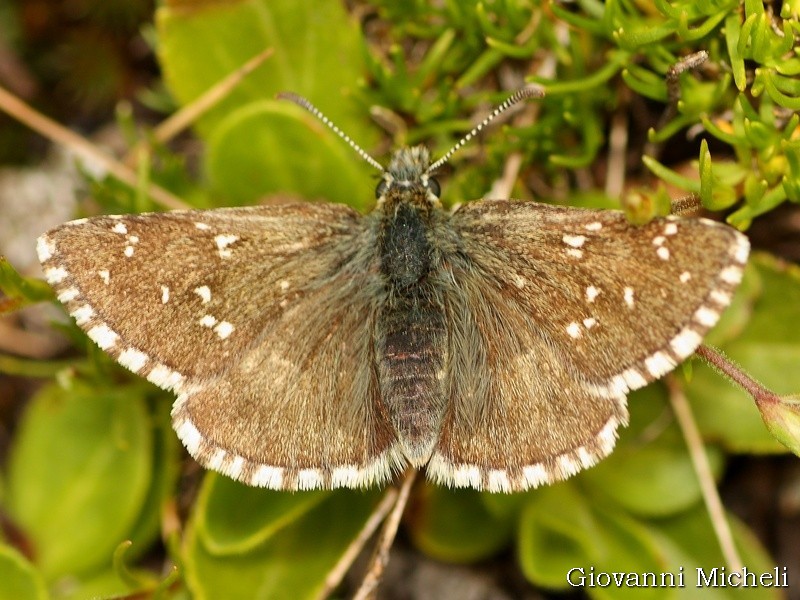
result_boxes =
[214,321,234,339]
[694,305,719,327]
[664,223,678,235]
[70,304,95,325]
[251,465,284,488]
[583,317,597,329]
[585,221,603,231]
[597,418,619,455]
[87,324,118,349]
[566,248,583,259]
[98,270,110,284]
[622,367,647,389]
[195,222,210,230]
[194,286,212,304]
[175,419,203,455]
[225,456,245,480]
[36,236,54,262]
[566,322,582,338]
[331,466,360,487]
[161,285,170,304]
[652,236,666,246]
[45,267,68,284]
[147,363,184,391]
[679,271,692,284]
[670,327,702,359]
[586,286,600,302]
[733,235,750,264]
[118,347,148,373]
[522,464,549,487]
[57,287,79,303]
[645,351,675,377]
[298,469,323,490]
[487,470,511,493]
[656,246,670,261]
[709,290,731,306]
[124,246,134,257]
[280,280,290,291]
[199,315,217,328]
[562,234,586,248]
[720,265,743,285]
[215,234,239,258]
[624,287,635,308]
[112,222,128,234]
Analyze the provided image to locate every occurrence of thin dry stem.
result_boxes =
[315,487,400,600]
[353,469,417,600]
[605,106,628,199]
[123,47,273,165]
[666,373,743,572]
[0,85,187,210]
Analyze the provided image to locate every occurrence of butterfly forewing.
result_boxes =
[426,201,749,492]
[38,203,404,490]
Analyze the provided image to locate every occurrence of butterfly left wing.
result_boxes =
[427,200,749,492]
[38,204,404,490]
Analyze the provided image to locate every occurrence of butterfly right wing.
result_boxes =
[39,203,404,490]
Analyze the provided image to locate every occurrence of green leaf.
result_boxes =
[156,0,375,207]
[205,101,371,209]
[184,485,381,600]
[519,488,780,599]
[582,386,725,518]
[691,253,800,452]
[0,258,53,313]
[406,485,515,563]
[653,506,782,600]
[197,473,328,555]
[6,382,152,579]
[0,544,48,600]
[518,482,668,595]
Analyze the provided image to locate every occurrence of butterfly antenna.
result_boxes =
[426,85,545,175]
[277,92,385,173]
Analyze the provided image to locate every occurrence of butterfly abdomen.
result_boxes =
[376,200,448,465]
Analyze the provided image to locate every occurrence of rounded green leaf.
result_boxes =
[582,386,724,517]
[518,483,667,595]
[0,544,48,600]
[206,102,371,209]
[6,382,152,579]
[406,484,515,563]
[197,473,328,555]
[184,488,381,600]
[156,0,368,138]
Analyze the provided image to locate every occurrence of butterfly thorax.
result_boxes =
[374,146,448,465]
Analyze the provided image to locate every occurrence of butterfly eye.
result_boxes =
[427,177,441,198]
[375,179,389,198]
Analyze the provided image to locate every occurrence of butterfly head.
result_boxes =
[376,146,441,206]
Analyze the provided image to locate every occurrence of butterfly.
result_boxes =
[38,87,749,492]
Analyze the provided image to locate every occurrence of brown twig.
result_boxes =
[353,469,417,600]
[0,85,187,210]
[666,371,743,572]
[123,47,273,165]
[315,486,400,600]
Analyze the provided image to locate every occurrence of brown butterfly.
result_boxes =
[38,87,749,492]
